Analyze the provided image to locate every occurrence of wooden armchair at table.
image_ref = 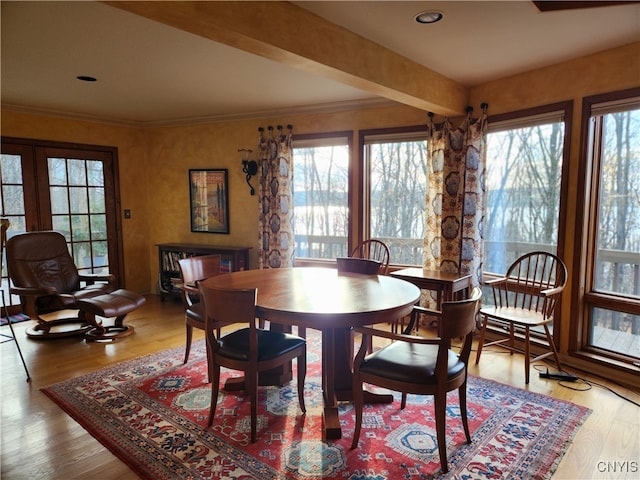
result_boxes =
[198,281,307,443]
[350,239,390,274]
[337,256,383,354]
[336,256,381,275]
[350,238,403,333]
[475,251,567,384]
[351,288,482,474]
[177,254,222,364]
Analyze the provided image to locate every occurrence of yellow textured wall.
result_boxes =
[469,42,639,115]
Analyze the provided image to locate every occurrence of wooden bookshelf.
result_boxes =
[156,243,251,300]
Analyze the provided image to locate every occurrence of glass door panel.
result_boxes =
[0,154,27,232]
[0,153,28,309]
[48,156,110,275]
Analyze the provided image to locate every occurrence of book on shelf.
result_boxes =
[220,258,233,273]
[162,251,194,273]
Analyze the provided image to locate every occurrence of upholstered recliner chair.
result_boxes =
[6,230,145,341]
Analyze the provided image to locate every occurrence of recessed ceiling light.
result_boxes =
[415,11,443,24]
[77,75,97,82]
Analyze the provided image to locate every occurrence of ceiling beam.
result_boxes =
[532,1,639,12]
[103,1,468,116]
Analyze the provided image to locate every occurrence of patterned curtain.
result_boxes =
[257,125,295,269]
[424,105,488,289]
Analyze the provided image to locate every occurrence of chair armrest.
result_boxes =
[485,276,507,287]
[10,285,57,296]
[179,283,199,295]
[540,285,564,297]
[353,325,440,345]
[403,305,441,333]
[8,286,50,319]
[176,282,200,307]
[413,305,441,317]
[352,325,442,372]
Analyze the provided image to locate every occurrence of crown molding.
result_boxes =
[2,97,400,129]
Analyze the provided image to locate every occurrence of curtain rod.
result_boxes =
[429,103,488,118]
[258,124,293,134]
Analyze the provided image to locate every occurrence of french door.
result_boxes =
[1,137,124,313]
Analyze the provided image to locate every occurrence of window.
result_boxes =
[361,127,428,266]
[579,89,640,366]
[482,104,571,343]
[293,127,428,266]
[292,133,351,260]
[484,103,571,275]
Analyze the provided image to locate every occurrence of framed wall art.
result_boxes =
[189,169,229,234]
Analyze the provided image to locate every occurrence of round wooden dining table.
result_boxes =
[200,266,421,439]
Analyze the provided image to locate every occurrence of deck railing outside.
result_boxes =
[294,235,640,300]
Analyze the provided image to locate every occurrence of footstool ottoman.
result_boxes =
[77,289,146,341]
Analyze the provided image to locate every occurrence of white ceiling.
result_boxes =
[2,1,639,126]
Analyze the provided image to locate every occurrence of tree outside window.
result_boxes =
[485,109,566,276]
[292,128,428,266]
[293,135,350,260]
[365,134,427,266]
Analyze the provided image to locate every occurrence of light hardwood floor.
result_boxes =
[1,295,638,479]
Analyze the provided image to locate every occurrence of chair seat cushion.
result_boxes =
[77,289,146,318]
[481,306,549,327]
[218,329,305,362]
[359,341,463,384]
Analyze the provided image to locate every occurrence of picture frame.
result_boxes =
[189,169,229,234]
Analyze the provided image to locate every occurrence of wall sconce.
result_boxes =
[239,149,258,195]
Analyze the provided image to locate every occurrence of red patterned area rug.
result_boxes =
[42,332,590,480]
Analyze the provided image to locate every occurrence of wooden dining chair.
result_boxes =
[475,251,567,384]
[177,254,222,364]
[351,239,390,274]
[336,257,381,275]
[337,256,382,353]
[350,239,399,335]
[351,288,482,474]
[198,280,307,443]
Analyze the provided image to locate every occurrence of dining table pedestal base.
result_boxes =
[323,389,394,440]
[321,327,395,439]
